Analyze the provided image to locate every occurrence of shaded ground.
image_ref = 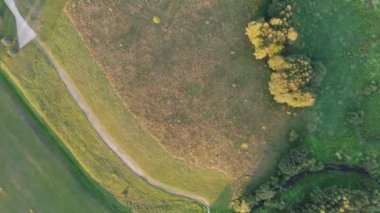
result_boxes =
[66,0,291,190]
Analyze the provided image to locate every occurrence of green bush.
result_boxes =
[278,145,310,176]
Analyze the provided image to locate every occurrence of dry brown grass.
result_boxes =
[66,0,291,190]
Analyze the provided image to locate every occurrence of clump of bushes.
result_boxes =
[231,199,251,213]
[278,145,310,176]
[246,4,297,60]
[362,80,380,96]
[246,1,320,107]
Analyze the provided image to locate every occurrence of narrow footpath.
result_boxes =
[35,40,211,213]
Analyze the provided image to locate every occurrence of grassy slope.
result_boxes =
[1,2,206,211]
[41,12,230,202]
[0,75,114,212]
[1,45,204,213]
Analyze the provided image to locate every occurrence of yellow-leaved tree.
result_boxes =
[246,2,318,107]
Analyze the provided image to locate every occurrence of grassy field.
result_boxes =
[65,0,292,185]
[40,11,230,203]
[0,75,118,212]
[289,0,380,165]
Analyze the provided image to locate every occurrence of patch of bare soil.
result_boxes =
[65,0,291,189]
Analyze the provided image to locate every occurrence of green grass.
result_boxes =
[41,12,230,202]
[210,187,234,213]
[1,43,205,212]
[0,2,16,39]
[0,74,117,212]
[362,92,380,140]
[288,0,380,164]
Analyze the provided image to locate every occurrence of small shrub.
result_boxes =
[346,110,364,125]
[254,184,276,201]
[278,145,309,176]
[152,16,161,24]
[267,56,293,71]
[269,72,315,107]
[231,199,251,213]
[288,129,299,143]
[361,153,380,181]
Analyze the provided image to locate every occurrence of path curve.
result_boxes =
[35,40,211,212]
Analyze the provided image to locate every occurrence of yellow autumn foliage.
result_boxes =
[254,48,268,59]
[287,29,298,42]
[246,21,263,44]
[267,56,293,71]
[269,73,315,107]
[245,3,317,107]
[152,16,161,24]
[268,43,284,57]
[270,18,283,26]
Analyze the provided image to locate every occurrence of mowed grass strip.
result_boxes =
[42,12,230,202]
[1,44,204,212]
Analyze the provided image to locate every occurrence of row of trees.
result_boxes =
[295,187,380,212]
[246,0,318,107]
[233,142,380,212]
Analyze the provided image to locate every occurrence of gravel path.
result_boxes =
[34,40,210,212]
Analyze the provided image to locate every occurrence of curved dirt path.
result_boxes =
[35,40,211,212]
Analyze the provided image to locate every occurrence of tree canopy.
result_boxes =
[246,1,320,107]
